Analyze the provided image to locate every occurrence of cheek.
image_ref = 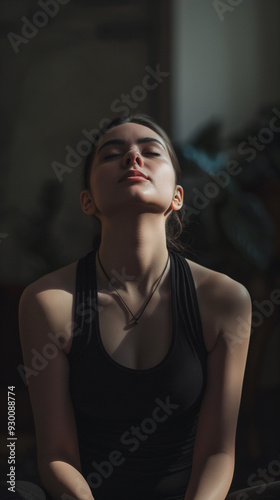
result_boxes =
[155,165,176,196]
[89,170,110,200]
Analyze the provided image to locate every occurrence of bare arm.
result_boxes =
[19,282,95,500]
[184,277,252,500]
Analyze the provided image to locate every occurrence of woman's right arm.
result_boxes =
[19,282,94,500]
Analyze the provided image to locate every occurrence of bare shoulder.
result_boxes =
[19,261,78,352]
[18,262,84,467]
[185,258,251,352]
[186,257,251,306]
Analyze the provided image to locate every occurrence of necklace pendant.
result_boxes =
[97,250,169,331]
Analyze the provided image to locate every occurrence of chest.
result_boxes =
[97,288,173,370]
[69,295,205,421]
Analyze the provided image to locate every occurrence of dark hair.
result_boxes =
[83,114,186,254]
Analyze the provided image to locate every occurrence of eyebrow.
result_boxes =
[96,137,166,154]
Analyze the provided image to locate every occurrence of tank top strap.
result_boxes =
[69,249,207,364]
[68,249,96,359]
[169,251,207,360]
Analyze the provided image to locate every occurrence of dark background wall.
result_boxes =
[0,0,279,496]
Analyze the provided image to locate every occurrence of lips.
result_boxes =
[120,170,148,182]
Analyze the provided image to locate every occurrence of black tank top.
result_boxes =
[67,249,208,500]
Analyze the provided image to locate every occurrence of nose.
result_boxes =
[123,148,143,168]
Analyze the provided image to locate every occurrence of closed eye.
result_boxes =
[103,153,122,160]
[104,152,160,159]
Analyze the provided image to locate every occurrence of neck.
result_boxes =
[96,213,170,294]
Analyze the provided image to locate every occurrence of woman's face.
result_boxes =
[81,122,183,220]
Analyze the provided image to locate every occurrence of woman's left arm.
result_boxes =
[184,278,252,500]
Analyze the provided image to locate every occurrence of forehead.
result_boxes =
[99,122,164,145]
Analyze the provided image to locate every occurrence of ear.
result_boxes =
[170,185,184,211]
[80,189,98,216]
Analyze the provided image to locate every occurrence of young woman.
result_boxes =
[19,114,275,500]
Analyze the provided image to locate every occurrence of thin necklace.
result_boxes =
[97,250,170,325]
